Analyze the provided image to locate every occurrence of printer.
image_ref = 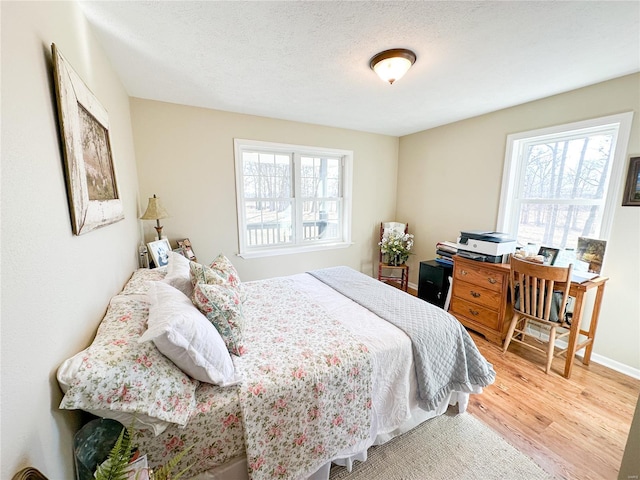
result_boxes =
[456,230,517,263]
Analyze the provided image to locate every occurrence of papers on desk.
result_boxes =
[571,271,598,284]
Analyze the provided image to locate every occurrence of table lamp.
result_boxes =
[140,194,169,239]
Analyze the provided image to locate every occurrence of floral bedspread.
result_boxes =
[237,278,372,479]
[133,277,372,480]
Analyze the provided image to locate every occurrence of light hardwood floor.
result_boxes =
[467,331,640,480]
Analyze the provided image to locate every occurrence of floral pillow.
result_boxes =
[191,283,246,356]
[58,295,199,429]
[120,267,167,295]
[210,254,245,293]
[189,254,247,302]
[189,261,225,287]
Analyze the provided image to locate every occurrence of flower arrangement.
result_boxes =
[379,230,414,266]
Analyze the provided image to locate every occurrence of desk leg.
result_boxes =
[564,291,586,379]
[583,283,606,366]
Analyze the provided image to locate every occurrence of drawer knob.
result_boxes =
[470,291,481,298]
[469,309,480,316]
[487,278,497,284]
[461,270,468,275]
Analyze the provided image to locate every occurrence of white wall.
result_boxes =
[1,2,142,477]
[130,98,399,281]
[397,74,640,371]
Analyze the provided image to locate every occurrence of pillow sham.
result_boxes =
[120,267,167,295]
[58,295,198,430]
[163,251,193,297]
[57,349,171,436]
[192,283,246,356]
[189,260,225,287]
[209,254,244,292]
[189,254,247,302]
[139,281,240,386]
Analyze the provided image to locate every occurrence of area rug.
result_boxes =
[329,411,553,479]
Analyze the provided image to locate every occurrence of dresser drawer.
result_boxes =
[454,262,506,293]
[453,280,502,310]
[450,296,500,331]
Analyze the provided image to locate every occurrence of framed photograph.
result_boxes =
[576,237,607,274]
[177,238,197,262]
[622,156,640,206]
[147,239,172,268]
[537,246,560,265]
[51,44,124,235]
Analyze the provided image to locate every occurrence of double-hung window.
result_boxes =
[234,139,352,258]
[497,112,633,248]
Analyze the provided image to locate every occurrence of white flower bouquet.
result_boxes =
[379,230,414,266]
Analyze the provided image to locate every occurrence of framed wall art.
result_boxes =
[51,43,124,235]
[148,239,172,268]
[622,156,640,206]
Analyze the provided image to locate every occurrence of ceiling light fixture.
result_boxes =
[369,48,417,85]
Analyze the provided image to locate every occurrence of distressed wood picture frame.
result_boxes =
[622,156,640,206]
[51,43,124,235]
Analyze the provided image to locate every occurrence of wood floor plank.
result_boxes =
[466,331,640,480]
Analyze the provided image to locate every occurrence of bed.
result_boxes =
[57,253,495,480]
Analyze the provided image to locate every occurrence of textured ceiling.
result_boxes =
[80,1,640,136]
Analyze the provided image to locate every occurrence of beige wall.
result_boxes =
[398,74,640,371]
[130,99,399,281]
[1,2,638,479]
[1,2,142,478]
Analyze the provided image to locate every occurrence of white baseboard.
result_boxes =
[411,287,640,380]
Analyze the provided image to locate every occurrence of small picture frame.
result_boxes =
[147,239,172,268]
[177,238,197,262]
[622,156,640,206]
[537,246,559,265]
[576,237,607,274]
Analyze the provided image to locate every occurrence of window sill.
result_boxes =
[237,242,352,259]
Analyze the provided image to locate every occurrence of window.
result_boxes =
[234,139,352,258]
[497,112,633,248]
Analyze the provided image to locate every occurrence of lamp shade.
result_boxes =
[140,195,169,220]
[370,48,416,84]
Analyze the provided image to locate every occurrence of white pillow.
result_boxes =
[139,281,240,386]
[163,251,193,297]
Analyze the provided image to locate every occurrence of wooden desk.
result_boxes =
[564,276,609,378]
[450,256,609,378]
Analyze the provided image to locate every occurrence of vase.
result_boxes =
[388,254,404,266]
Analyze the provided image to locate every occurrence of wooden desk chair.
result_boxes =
[503,256,573,374]
[377,222,409,292]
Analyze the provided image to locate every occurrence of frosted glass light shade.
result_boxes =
[370,49,417,85]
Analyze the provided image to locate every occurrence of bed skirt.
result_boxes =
[188,389,477,480]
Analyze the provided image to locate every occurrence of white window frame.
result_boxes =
[234,138,353,258]
[497,112,634,244]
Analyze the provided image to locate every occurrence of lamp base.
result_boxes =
[154,225,163,240]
